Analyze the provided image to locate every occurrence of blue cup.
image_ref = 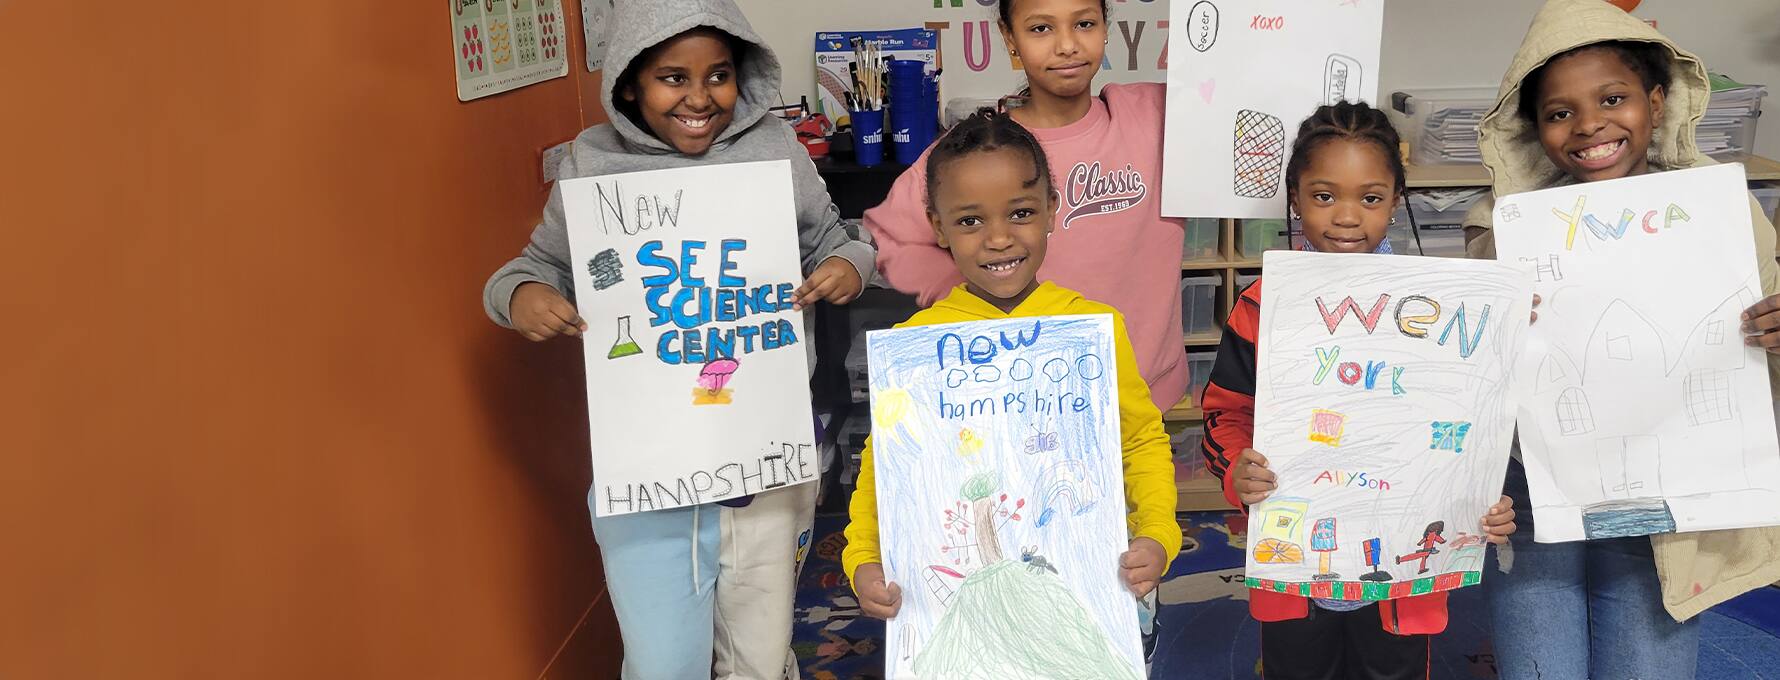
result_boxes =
[850,108,885,167]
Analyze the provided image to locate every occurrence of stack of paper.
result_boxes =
[1698,82,1766,159]
[1409,106,1489,165]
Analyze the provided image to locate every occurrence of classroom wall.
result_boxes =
[743,0,1780,157]
[0,2,620,678]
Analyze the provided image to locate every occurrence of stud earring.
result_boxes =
[1390,217,1398,226]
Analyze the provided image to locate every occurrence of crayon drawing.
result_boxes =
[1163,0,1384,217]
[1494,164,1780,542]
[1245,252,1530,600]
[867,315,1143,679]
[561,160,817,516]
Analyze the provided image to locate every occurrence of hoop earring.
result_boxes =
[1289,209,1301,220]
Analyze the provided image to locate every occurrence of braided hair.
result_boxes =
[924,109,1055,213]
[1284,101,1407,202]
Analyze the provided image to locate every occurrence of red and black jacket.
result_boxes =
[1201,278,1449,635]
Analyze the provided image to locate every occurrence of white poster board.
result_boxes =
[451,0,570,101]
[867,315,1142,680]
[1162,0,1384,218]
[1493,164,1780,542]
[1245,252,1530,600]
[561,160,817,516]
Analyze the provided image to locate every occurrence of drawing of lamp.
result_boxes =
[1250,497,1308,565]
[1359,537,1392,582]
[1310,518,1339,581]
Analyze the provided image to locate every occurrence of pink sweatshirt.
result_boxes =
[864,82,1188,411]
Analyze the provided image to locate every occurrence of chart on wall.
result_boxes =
[1161,0,1384,218]
[559,160,818,517]
[451,0,569,101]
[867,314,1143,680]
[1245,252,1531,600]
[1493,164,1780,543]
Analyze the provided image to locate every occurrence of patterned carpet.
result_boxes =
[792,511,1780,679]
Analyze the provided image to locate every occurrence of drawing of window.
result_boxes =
[1705,321,1725,346]
[1595,436,1661,499]
[1557,388,1595,436]
[1606,335,1633,360]
[1684,369,1735,425]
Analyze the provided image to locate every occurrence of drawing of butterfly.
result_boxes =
[1024,423,1059,454]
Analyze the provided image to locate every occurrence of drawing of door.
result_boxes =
[1596,436,1661,499]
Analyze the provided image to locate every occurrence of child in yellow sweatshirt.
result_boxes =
[841,109,1181,660]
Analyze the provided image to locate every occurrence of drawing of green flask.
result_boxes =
[608,315,643,359]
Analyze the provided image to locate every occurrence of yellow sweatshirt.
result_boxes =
[841,281,1182,588]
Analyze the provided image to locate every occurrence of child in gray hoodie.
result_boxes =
[482,1,873,677]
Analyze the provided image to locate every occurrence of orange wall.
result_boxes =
[0,2,620,677]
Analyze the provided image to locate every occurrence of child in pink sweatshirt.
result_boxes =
[863,0,1187,411]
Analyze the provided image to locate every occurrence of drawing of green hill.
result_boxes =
[912,559,1137,680]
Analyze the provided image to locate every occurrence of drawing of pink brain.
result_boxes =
[1233,109,1285,199]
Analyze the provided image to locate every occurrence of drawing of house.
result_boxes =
[1528,291,1758,539]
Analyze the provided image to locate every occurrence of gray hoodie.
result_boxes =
[482,0,874,328]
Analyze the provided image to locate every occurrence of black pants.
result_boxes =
[1261,605,1429,680]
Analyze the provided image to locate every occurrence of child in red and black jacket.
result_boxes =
[1199,102,1518,680]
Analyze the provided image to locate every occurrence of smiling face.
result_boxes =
[928,147,1055,312]
[621,28,738,155]
[1290,138,1398,254]
[999,0,1107,101]
[1531,47,1666,183]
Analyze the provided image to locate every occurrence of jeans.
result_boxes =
[1486,459,1700,680]
[590,482,816,680]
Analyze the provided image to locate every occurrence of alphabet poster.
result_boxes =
[561,160,817,517]
[1493,164,1780,543]
[1161,0,1384,218]
[866,315,1142,680]
[1245,252,1531,600]
[451,0,569,101]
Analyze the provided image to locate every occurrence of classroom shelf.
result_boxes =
[1184,330,1223,347]
[1163,394,1201,423]
[1180,257,1236,271]
[1178,479,1233,512]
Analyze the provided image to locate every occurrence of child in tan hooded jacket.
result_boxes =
[1463,1,1780,678]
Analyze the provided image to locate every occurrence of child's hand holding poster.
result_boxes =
[1493,164,1780,542]
[867,315,1143,680]
[1246,252,1531,600]
[561,160,817,516]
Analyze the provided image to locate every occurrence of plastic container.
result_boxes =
[1387,87,1496,165]
[1186,350,1218,406]
[1235,272,1261,293]
[1237,219,1289,260]
[1180,274,1220,337]
[849,108,885,167]
[1171,429,1211,482]
[1182,217,1221,261]
[1753,186,1780,221]
[1697,111,1761,160]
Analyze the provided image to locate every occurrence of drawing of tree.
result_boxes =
[961,472,1016,564]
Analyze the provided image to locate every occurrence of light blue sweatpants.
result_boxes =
[590,482,816,680]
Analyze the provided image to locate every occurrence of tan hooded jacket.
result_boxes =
[1462,0,1780,621]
